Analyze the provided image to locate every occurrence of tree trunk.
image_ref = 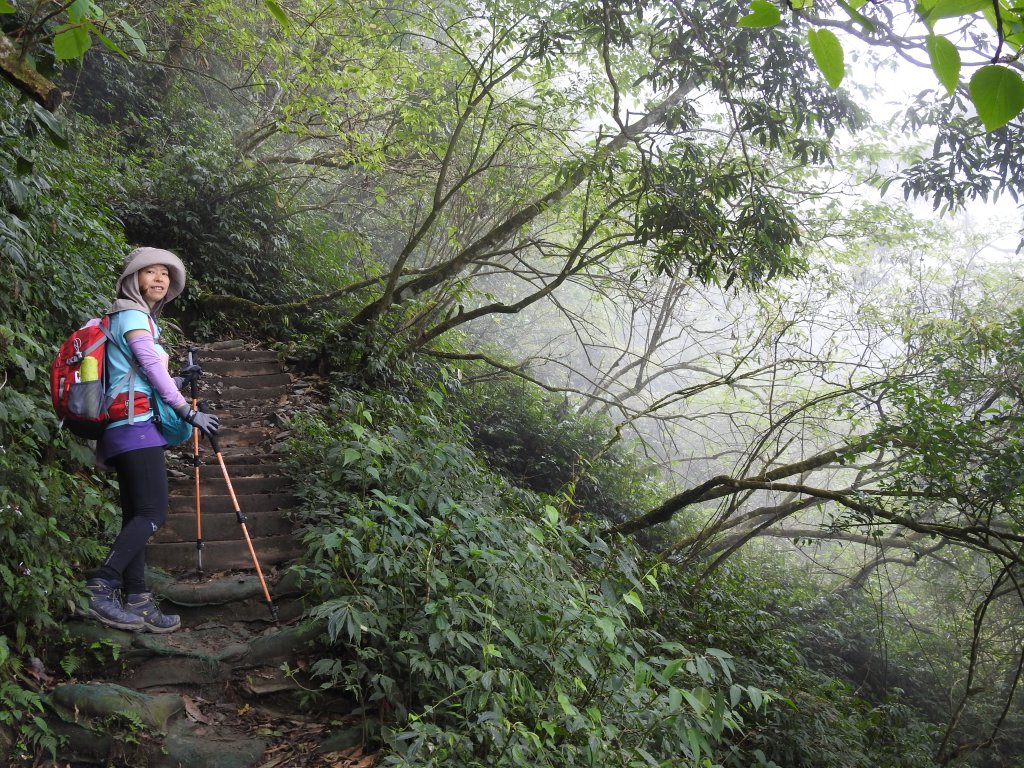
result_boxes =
[0,32,62,110]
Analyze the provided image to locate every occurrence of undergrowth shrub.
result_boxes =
[651,556,938,768]
[61,52,166,130]
[286,387,770,766]
[456,376,661,530]
[0,91,123,758]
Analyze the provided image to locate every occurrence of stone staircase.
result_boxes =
[46,341,369,767]
[147,340,304,574]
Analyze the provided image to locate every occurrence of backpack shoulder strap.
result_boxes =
[103,313,146,425]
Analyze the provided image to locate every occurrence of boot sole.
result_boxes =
[85,608,145,632]
[141,621,182,634]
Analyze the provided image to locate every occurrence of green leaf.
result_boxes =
[837,0,876,31]
[737,0,781,28]
[90,23,128,59]
[748,685,764,710]
[681,688,708,716]
[807,28,844,89]
[917,0,988,26]
[686,728,702,760]
[5,177,27,206]
[117,18,147,56]
[577,654,597,677]
[0,1,15,14]
[926,34,960,95]
[68,0,90,22]
[595,616,618,643]
[32,104,69,149]
[482,643,502,659]
[664,658,685,679]
[969,65,1024,131]
[669,687,683,709]
[557,691,578,717]
[53,26,92,60]
[263,0,292,29]
[622,590,644,614]
[730,684,743,708]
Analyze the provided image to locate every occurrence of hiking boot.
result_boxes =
[124,592,181,634]
[85,579,145,631]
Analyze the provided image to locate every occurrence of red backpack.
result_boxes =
[50,316,148,439]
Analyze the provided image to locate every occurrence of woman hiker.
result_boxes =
[84,247,220,633]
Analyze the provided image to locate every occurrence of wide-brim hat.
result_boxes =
[119,247,186,302]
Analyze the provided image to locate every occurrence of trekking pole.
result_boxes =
[200,403,279,625]
[187,347,204,574]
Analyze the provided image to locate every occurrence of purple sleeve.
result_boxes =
[127,334,188,409]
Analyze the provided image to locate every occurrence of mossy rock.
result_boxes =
[156,719,270,768]
[47,682,183,731]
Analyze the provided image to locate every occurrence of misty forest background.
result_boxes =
[4,0,1024,765]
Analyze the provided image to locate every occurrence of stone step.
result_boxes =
[192,425,276,446]
[169,474,289,495]
[178,419,279,434]
[202,372,292,390]
[169,492,296,515]
[147,569,302,607]
[120,656,230,692]
[154,509,294,542]
[199,349,279,363]
[199,445,288,462]
[167,451,281,468]
[169,463,285,479]
[146,534,303,572]
[211,451,282,465]
[203,339,249,350]
[182,442,278,461]
[159,586,301,624]
[207,384,291,403]
[199,359,282,377]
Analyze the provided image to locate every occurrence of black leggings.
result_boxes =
[93,446,168,594]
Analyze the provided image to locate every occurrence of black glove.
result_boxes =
[177,364,203,384]
[174,403,220,437]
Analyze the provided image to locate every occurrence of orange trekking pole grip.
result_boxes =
[201,404,279,625]
[186,348,204,573]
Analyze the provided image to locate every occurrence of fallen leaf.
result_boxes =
[183,695,212,725]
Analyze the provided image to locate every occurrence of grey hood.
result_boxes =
[106,247,186,317]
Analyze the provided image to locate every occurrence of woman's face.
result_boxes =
[137,265,171,309]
